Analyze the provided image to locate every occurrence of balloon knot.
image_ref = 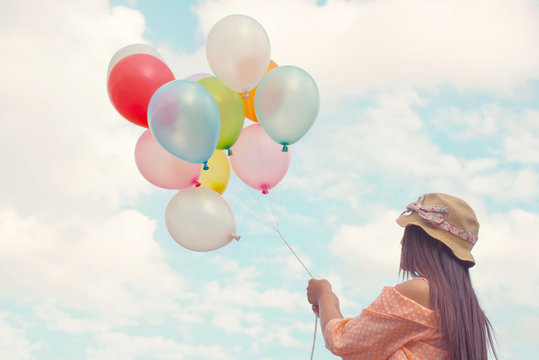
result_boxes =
[282,145,289,152]
[242,91,249,99]
[203,161,209,171]
[227,148,233,156]
[194,181,201,187]
[262,185,269,195]
[232,233,241,241]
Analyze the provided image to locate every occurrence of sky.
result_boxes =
[0,0,538,359]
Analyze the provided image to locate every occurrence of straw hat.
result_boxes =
[396,193,479,267]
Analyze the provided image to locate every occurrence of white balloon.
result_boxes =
[206,14,270,93]
[107,43,166,79]
[165,187,238,252]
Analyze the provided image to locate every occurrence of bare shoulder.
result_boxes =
[395,278,431,310]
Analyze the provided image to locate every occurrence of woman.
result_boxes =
[307,193,497,360]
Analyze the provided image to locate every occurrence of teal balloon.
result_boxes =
[148,80,220,164]
[255,66,319,147]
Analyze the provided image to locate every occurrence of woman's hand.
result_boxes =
[307,279,343,327]
[307,279,332,306]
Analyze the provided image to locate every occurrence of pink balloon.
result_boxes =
[135,130,202,189]
[230,124,291,194]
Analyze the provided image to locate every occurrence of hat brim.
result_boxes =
[396,212,475,267]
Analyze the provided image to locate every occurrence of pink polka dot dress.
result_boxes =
[323,286,449,359]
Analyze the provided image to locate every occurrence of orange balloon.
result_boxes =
[241,60,278,122]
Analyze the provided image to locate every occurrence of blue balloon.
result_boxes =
[255,66,319,149]
[148,80,220,166]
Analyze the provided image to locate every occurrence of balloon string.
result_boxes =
[272,228,318,360]
[274,229,313,278]
[226,190,318,358]
[311,315,318,360]
[226,190,275,230]
[266,185,279,228]
[228,146,317,358]
[224,171,277,230]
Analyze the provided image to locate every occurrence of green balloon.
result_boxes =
[197,77,244,150]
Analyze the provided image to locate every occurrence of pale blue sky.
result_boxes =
[1,0,538,359]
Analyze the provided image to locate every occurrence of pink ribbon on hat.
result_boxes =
[404,195,449,226]
[402,195,478,245]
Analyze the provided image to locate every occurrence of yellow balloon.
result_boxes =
[199,150,231,194]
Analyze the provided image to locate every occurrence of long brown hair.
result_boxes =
[400,225,498,360]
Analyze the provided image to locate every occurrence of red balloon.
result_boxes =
[107,54,175,127]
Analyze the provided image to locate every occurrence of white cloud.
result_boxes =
[0,208,188,325]
[465,168,539,202]
[201,278,304,312]
[285,89,434,204]
[473,209,539,309]
[179,256,314,350]
[0,0,152,217]
[86,331,234,360]
[253,251,314,280]
[282,90,539,208]
[0,0,210,350]
[504,109,539,164]
[157,45,211,80]
[431,105,539,165]
[328,209,404,300]
[255,324,306,348]
[212,308,263,336]
[0,205,315,353]
[432,105,501,140]
[34,304,117,334]
[0,0,220,356]
[0,314,41,360]
[191,0,539,97]
[495,314,539,360]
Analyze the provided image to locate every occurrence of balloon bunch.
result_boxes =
[106,14,319,253]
